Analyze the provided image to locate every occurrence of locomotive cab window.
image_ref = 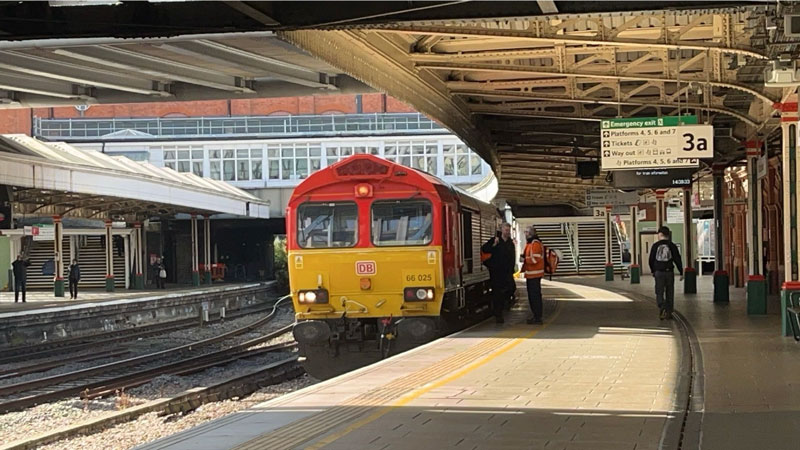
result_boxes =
[297,203,358,248]
[372,200,433,246]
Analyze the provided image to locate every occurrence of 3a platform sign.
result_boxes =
[601,116,712,170]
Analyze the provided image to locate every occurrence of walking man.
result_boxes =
[481,222,516,324]
[648,226,684,320]
[68,259,81,300]
[521,226,544,324]
[12,254,31,303]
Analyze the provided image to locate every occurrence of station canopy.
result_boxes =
[0,134,269,221]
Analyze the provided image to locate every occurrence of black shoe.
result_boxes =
[527,317,543,325]
[659,309,667,320]
[495,316,505,324]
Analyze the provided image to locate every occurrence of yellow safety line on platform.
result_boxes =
[305,307,562,450]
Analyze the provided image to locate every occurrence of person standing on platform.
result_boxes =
[12,254,31,303]
[521,226,545,324]
[481,222,516,324]
[649,226,684,320]
[68,259,81,300]
[156,258,167,289]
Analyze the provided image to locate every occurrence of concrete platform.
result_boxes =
[574,275,800,450]
[0,282,273,347]
[138,280,685,450]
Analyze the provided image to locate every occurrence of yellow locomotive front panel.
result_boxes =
[289,246,444,320]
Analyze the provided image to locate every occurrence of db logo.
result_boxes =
[355,261,376,276]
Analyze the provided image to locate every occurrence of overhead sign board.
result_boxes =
[586,189,639,207]
[601,116,712,170]
[32,224,54,241]
[613,168,694,189]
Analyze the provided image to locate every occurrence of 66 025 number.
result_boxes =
[405,273,432,282]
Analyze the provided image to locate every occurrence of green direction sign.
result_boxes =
[601,115,698,129]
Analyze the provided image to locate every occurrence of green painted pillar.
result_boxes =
[684,267,697,294]
[105,219,114,292]
[192,270,200,287]
[54,278,65,297]
[134,273,144,289]
[781,282,800,336]
[204,271,212,285]
[713,271,729,303]
[630,264,640,284]
[605,263,614,281]
[746,144,766,315]
[712,165,727,303]
[747,275,767,315]
[53,215,65,297]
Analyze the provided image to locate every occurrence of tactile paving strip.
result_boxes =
[234,303,562,450]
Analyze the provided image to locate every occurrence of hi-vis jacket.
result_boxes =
[523,239,545,279]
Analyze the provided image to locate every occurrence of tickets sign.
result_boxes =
[601,116,712,170]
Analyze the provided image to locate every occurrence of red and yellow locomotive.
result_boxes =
[287,154,500,378]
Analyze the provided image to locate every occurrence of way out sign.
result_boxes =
[601,116,713,170]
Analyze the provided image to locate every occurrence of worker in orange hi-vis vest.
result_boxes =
[521,226,544,324]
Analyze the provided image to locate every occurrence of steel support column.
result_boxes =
[604,204,614,281]
[204,216,212,285]
[53,215,64,297]
[105,218,114,292]
[630,204,640,284]
[655,189,666,229]
[746,141,767,314]
[133,222,144,289]
[780,99,800,334]
[683,187,697,294]
[713,164,729,303]
[191,214,200,287]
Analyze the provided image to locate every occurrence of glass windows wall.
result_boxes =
[160,137,487,186]
[163,145,204,176]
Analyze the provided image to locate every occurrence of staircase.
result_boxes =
[529,221,623,276]
[575,222,623,274]
[75,236,126,289]
[24,235,125,290]
[534,224,577,274]
[25,237,71,289]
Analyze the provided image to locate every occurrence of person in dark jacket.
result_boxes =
[11,254,31,303]
[649,226,684,320]
[68,259,81,300]
[481,222,516,324]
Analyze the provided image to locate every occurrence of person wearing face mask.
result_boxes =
[481,222,516,324]
[521,226,544,324]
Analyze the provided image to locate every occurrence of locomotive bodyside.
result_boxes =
[287,155,497,378]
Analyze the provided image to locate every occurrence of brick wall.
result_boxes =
[0,93,416,134]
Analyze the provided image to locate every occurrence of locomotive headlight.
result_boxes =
[298,289,328,304]
[404,287,435,301]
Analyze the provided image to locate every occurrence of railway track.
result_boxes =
[0,300,278,366]
[0,296,294,413]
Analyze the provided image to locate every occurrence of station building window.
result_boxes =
[209,146,263,181]
[267,143,322,180]
[443,144,482,177]
[163,145,204,176]
[325,144,379,166]
[384,140,437,175]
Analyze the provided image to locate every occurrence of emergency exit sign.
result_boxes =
[601,116,712,170]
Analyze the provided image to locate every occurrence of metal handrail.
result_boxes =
[566,223,581,274]
[33,113,446,140]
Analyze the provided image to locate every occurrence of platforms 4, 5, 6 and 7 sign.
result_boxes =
[600,116,713,170]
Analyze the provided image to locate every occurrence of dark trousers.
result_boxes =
[69,279,78,299]
[157,277,166,289]
[654,271,675,313]
[492,276,514,318]
[14,278,26,303]
[526,277,543,320]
